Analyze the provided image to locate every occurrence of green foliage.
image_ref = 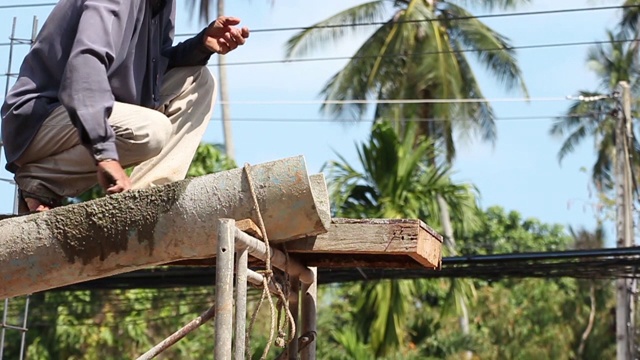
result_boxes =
[186,143,237,177]
[325,120,480,230]
[321,120,481,356]
[457,205,571,255]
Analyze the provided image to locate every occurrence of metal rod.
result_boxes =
[247,269,281,294]
[0,299,8,359]
[18,296,29,360]
[234,248,248,360]
[136,305,216,360]
[215,219,235,360]
[300,268,317,360]
[1,324,26,332]
[287,277,300,360]
[4,17,16,98]
[234,229,315,284]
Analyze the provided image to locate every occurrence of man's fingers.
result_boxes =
[231,29,246,45]
[218,16,241,26]
[216,39,231,54]
[241,27,250,39]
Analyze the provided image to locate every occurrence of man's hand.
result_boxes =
[97,160,131,195]
[203,16,250,55]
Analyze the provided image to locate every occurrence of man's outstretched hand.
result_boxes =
[203,16,250,54]
[97,160,131,195]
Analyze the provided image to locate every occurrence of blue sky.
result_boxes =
[0,0,625,244]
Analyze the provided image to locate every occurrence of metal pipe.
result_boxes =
[247,269,281,294]
[300,268,317,360]
[0,299,8,359]
[18,296,29,360]
[215,219,235,360]
[234,229,315,284]
[234,248,248,360]
[287,277,300,360]
[0,156,329,299]
[136,305,216,360]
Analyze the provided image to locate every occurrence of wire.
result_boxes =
[214,96,572,106]
[205,113,604,123]
[207,38,638,67]
[175,4,639,36]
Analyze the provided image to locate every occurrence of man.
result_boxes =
[1,0,249,212]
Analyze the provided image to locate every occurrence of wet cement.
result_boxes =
[43,180,191,265]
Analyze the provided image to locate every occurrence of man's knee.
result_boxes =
[142,115,172,158]
[193,66,216,100]
[117,112,172,165]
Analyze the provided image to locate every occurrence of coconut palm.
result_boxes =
[550,30,640,193]
[286,0,529,162]
[324,120,480,356]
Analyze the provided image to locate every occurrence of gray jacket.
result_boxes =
[1,0,214,172]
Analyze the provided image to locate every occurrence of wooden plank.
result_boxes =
[284,218,442,268]
[169,218,442,269]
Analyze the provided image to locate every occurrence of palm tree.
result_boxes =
[550,30,640,193]
[324,120,480,356]
[286,0,529,162]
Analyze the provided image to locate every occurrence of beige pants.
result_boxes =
[14,66,216,201]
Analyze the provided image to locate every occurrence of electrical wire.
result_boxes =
[215,96,570,105]
[206,113,605,123]
[175,4,639,36]
[206,38,639,67]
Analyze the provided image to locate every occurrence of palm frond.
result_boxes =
[284,1,388,58]
[444,3,528,95]
[450,0,532,11]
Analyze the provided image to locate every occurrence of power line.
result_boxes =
[207,113,604,123]
[176,4,639,37]
[207,38,638,67]
[215,96,573,105]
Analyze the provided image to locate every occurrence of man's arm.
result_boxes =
[58,0,134,193]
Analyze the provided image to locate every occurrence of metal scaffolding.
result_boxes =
[135,218,318,360]
[0,16,38,360]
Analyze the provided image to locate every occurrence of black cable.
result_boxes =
[176,4,639,37]
[207,38,639,67]
[203,113,605,123]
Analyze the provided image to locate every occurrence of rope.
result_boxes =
[242,164,297,359]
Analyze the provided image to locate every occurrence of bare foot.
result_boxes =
[24,197,52,212]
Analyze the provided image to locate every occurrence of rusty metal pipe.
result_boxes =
[234,230,315,284]
[0,156,329,299]
[136,305,216,360]
[215,219,235,360]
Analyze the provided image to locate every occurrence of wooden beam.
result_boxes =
[170,218,442,269]
[284,218,442,269]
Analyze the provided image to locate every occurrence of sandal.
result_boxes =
[18,189,63,214]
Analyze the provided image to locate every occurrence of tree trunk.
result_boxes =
[437,194,472,360]
[577,283,597,359]
[217,0,235,159]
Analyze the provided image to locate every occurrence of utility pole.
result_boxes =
[616,81,635,360]
[217,0,235,160]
